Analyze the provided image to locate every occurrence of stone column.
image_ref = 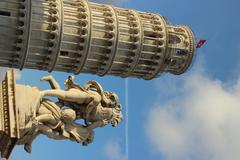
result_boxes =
[0,70,41,159]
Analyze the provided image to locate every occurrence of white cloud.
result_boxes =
[146,71,240,160]
[105,141,127,160]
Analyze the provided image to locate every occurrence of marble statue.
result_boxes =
[0,69,123,159]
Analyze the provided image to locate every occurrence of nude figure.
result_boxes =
[23,99,97,153]
[39,75,121,124]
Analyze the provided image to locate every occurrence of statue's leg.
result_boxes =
[35,114,56,125]
[24,132,40,153]
[40,89,89,104]
[38,124,66,140]
[41,75,61,89]
[24,113,55,137]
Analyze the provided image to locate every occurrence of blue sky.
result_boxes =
[8,0,240,160]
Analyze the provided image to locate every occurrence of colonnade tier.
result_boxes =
[0,0,195,80]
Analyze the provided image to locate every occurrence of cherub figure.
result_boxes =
[23,98,102,153]
[40,75,123,128]
[21,75,123,153]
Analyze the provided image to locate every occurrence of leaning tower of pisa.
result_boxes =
[0,0,195,80]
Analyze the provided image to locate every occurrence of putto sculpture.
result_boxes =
[0,69,123,158]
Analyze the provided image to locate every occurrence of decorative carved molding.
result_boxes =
[0,0,196,79]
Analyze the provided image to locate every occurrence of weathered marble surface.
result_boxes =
[0,0,195,80]
[0,70,123,159]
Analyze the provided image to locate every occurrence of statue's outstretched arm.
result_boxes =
[84,81,104,96]
[40,88,88,103]
[41,75,61,89]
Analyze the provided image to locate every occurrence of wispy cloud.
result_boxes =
[105,141,127,160]
[146,68,240,160]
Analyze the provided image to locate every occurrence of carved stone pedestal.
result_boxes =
[0,70,41,159]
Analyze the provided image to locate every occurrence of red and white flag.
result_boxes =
[196,39,206,48]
